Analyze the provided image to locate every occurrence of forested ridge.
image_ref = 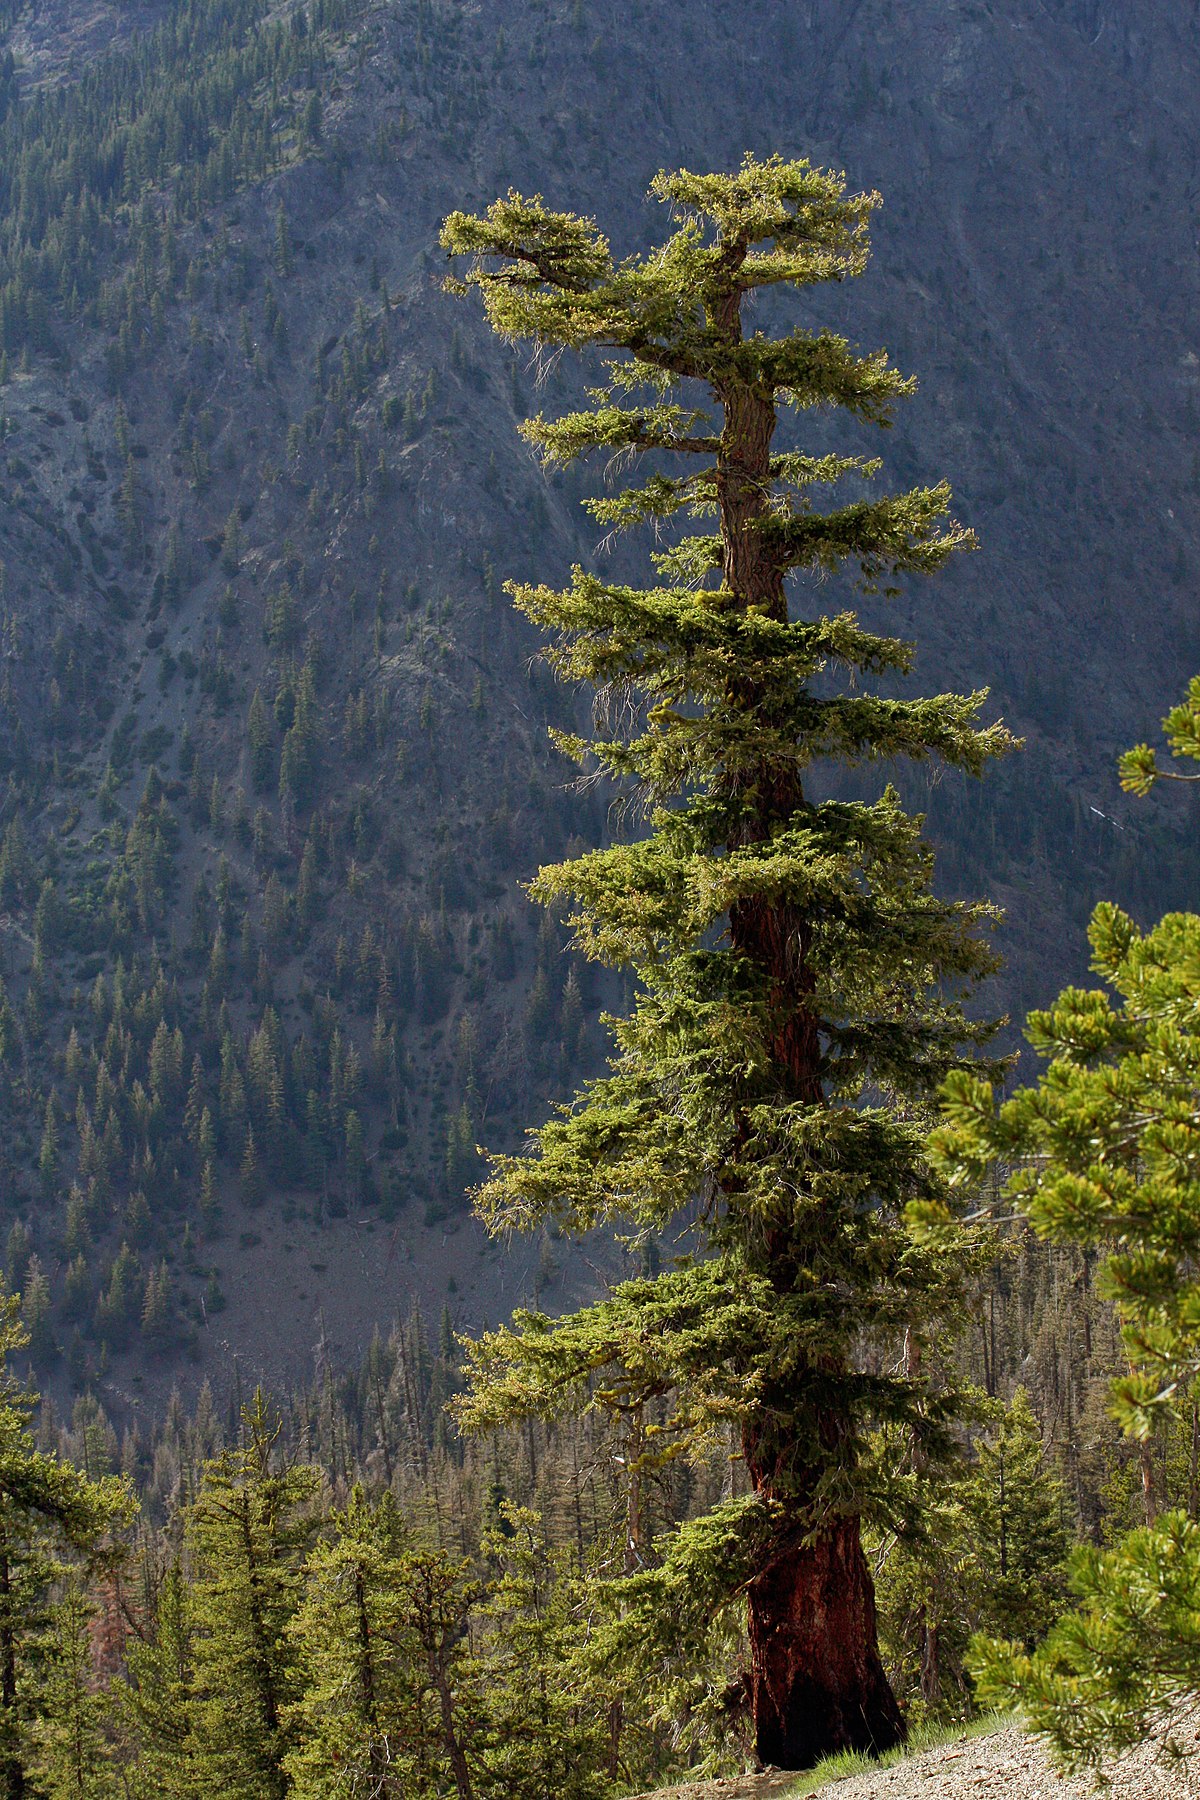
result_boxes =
[0,0,1189,1399]
[0,0,629,1397]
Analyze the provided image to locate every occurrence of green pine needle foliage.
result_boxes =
[443,152,1017,1736]
[933,901,1200,1439]
[934,676,1200,1770]
[1118,673,1200,794]
[0,1294,132,1799]
[971,1513,1200,1775]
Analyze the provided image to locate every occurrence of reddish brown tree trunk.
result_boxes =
[742,1372,903,1768]
[744,1505,904,1769]
[711,275,904,1770]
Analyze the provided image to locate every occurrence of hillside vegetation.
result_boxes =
[0,0,1194,1403]
[0,6,1192,1790]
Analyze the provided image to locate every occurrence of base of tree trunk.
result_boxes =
[747,1513,904,1770]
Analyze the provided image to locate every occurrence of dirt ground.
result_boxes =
[628,1777,798,1800]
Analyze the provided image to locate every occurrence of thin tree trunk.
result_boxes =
[0,1552,22,1800]
[1140,1436,1158,1525]
[431,1655,474,1800]
[920,1613,942,1708]
[905,1329,939,1704]
[236,1499,286,1800]
[606,1403,647,1781]
[1128,1361,1158,1525]
[606,1701,623,1785]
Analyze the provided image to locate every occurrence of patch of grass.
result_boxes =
[788,1712,1019,1795]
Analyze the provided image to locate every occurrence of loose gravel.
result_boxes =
[632,1715,1200,1800]
[788,1718,1200,1799]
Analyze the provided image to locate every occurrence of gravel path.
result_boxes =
[632,1716,1200,1800]
[789,1719,1200,1799]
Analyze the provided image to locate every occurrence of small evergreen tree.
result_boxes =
[247,690,273,792]
[121,1562,197,1799]
[37,1100,57,1201]
[290,1498,485,1800]
[31,1576,114,1800]
[875,1388,1070,1710]
[476,1504,611,1799]
[239,1129,265,1208]
[444,156,1012,1766]
[962,1389,1070,1648]
[285,1489,443,1800]
[185,1394,318,1799]
[0,1295,132,1800]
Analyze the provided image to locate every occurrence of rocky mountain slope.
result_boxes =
[0,0,1196,1407]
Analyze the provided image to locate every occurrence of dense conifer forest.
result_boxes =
[0,0,1193,1788]
[0,0,1190,1397]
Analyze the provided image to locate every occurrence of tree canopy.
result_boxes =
[444,153,1015,1768]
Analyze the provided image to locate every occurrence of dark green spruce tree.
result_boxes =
[443,156,1014,1768]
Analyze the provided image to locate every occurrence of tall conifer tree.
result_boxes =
[185,1394,318,1799]
[121,1563,197,1799]
[443,156,1013,1767]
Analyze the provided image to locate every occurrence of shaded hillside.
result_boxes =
[0,0,1195,1404]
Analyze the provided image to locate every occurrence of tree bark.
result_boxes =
[743,1502,904,1768]
[712,269,905,1771]
[431,1655,474,1800]
[919,1610,942,1708]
